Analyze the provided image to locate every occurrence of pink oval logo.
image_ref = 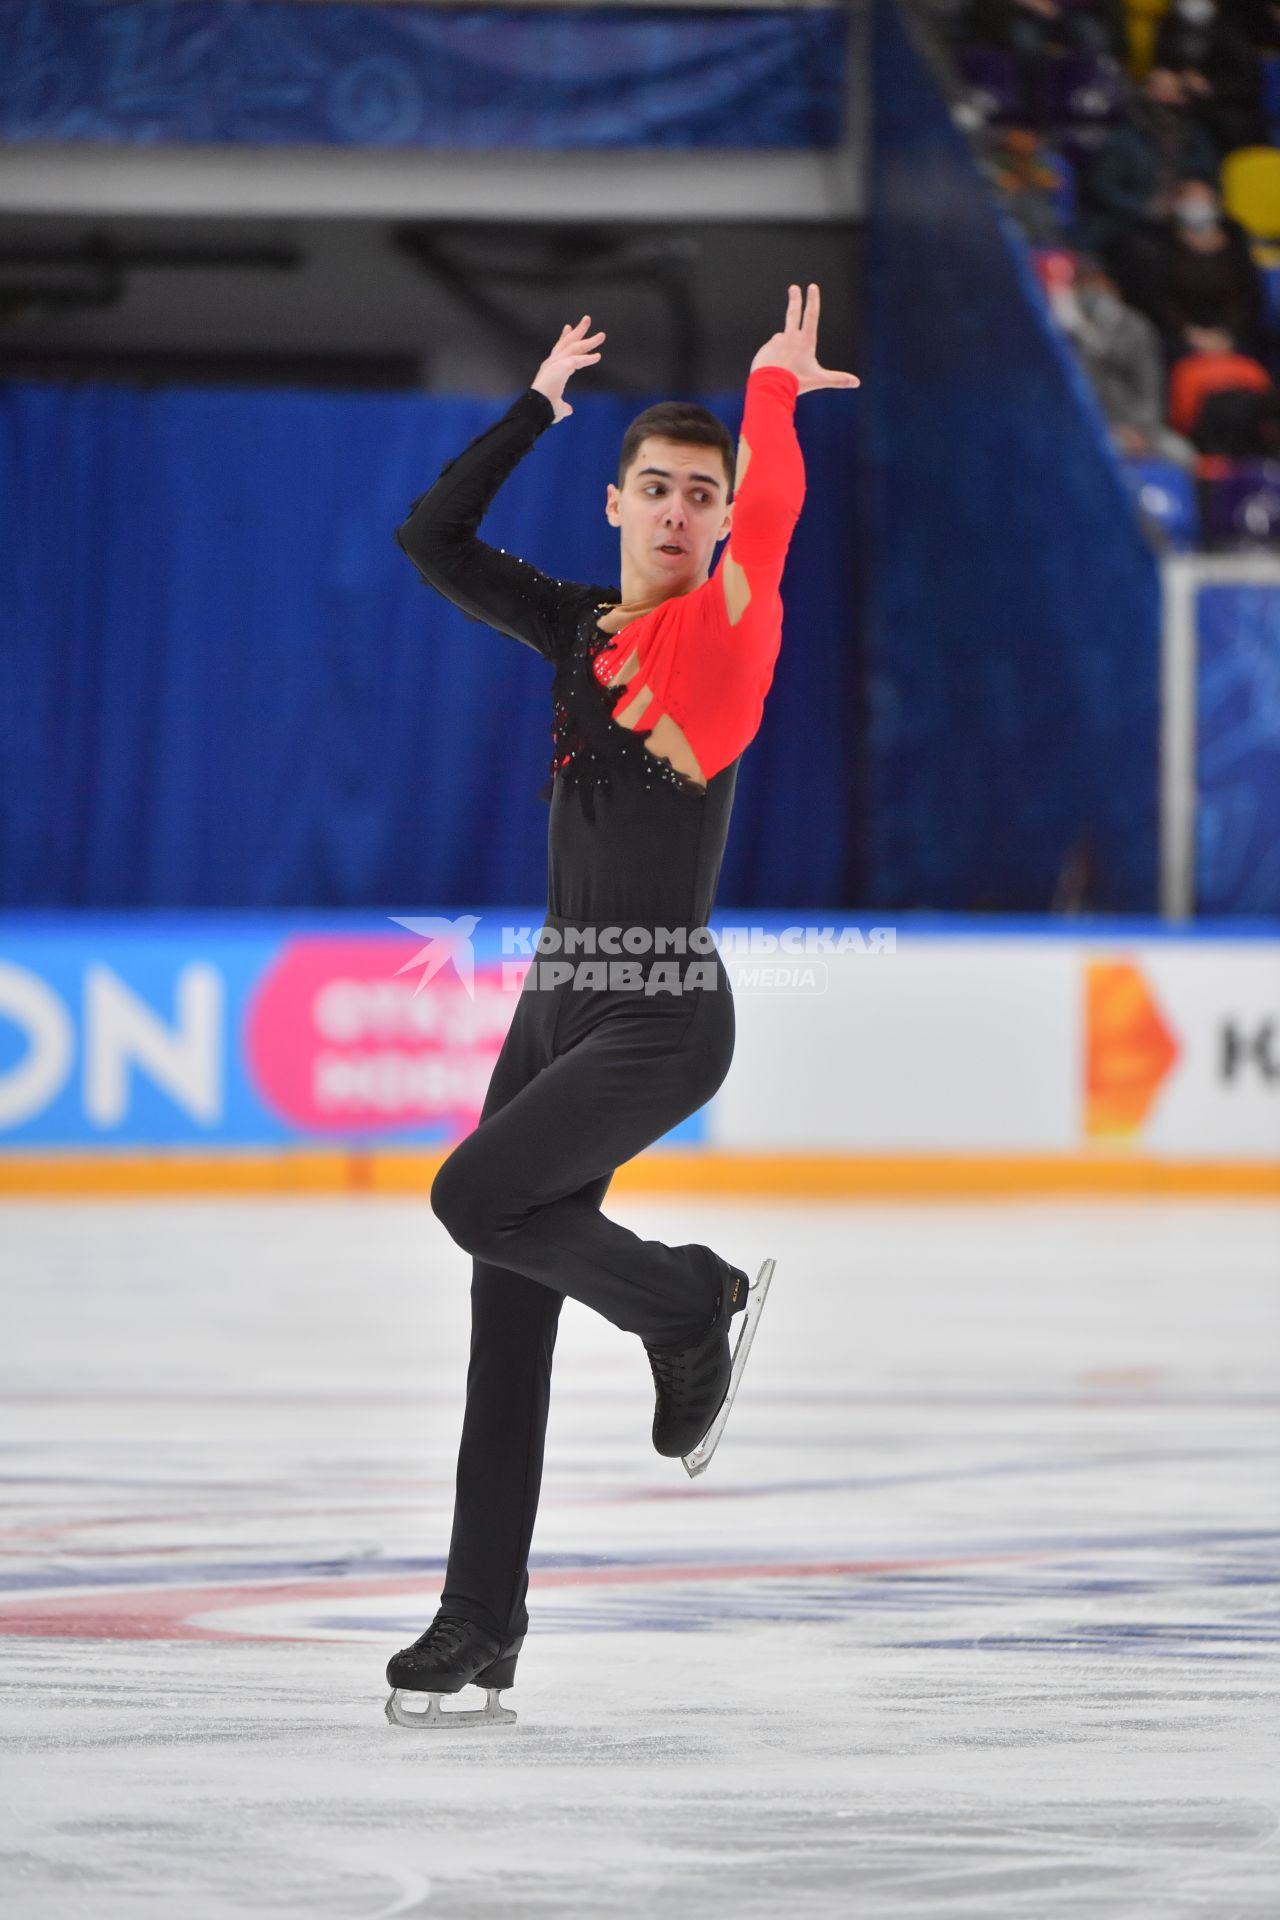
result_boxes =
[245,935,523,1136]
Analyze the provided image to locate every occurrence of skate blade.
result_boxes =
[384,1686,516,1730]
[682,1256,774,1479]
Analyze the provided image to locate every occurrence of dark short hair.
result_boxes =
[617,402,735,499]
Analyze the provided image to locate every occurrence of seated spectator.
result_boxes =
[982,125,1074,242]
[1122,178,1268,359]
[1168,327,1275,448]
[1083,68,1220,255]
[1050,254,1198,462]
[1153,0,1269,155]
[1235,0,1280,55]
[1195,383,1280,456]
[961,0,1126,62]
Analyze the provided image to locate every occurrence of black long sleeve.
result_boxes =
[397,390,742,925]
[396,386,576,662]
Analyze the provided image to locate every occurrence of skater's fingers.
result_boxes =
[803,281,820,343]
[785,282,803,331]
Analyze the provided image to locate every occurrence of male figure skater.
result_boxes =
[385,286,857,1727]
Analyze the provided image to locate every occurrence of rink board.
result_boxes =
[0,912,1276,1193]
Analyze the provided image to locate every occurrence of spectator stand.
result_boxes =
[1263,51,1280,137]
[1121,455,1202,548]
[1125,0,1173,77]
[948,0,1280,557]
[925,0,1280,920]
[1224,142,1280,334]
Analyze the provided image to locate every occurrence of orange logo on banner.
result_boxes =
[1084,960,1180,1140]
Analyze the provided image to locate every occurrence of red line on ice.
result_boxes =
[0,1549,1049,1642]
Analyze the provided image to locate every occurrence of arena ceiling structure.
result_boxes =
[0,0,867,391]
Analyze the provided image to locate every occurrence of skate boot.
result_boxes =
[384,1610,524,1730]
[645,1257,775,1476]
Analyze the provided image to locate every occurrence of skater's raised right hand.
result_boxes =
[750,283,859,396]
[531,315,606,422]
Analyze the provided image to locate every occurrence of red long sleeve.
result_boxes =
[721,364,806,585]
[591,365,805,781]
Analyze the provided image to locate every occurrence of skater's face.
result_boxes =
[605,437,733,599]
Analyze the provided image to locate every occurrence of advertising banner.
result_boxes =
[0,912,708,1149]
[710,929,1280,1162]
[1,914,1276,1178]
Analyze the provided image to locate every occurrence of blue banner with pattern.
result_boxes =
[0,1,846,148]
[1196,584,1280,915]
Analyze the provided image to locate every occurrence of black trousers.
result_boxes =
[429,921,738,1642]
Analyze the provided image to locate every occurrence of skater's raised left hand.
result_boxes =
[531,315,607,423]
[750,283,860,396]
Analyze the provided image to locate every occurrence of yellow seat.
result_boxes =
[1222,146,1280,242]
[1124,0,1171,78]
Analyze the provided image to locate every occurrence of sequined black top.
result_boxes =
[396,387,741,929]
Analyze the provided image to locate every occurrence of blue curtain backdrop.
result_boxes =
[0,378,860,910]
[0,1,846,148]
[1195,584,1280,914]
[861,0,1162,911]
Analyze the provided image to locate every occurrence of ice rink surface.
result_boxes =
[2,1194,1278,1918]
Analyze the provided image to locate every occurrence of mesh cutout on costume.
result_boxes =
[537,608,708,823]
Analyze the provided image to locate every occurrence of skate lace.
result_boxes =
[646,1345,686,1397]
[415,1613,478,1658]
[646,1338,724,1405]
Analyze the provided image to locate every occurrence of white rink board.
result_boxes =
[1138,946,1279,1156]
[715,938,1079,1151]
[709,933,1280,1161]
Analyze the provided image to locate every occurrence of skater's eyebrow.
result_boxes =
[636,466,723,491]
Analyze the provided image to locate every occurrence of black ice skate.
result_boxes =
[384,1611,524,1730]
[645,1257,775,1478]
